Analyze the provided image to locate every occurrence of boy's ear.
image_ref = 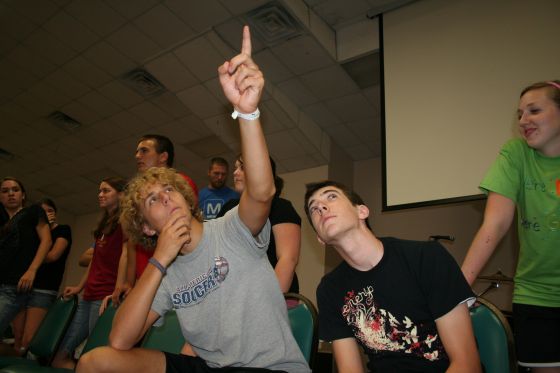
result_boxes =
[316,234,326,246]
[142,223,157,237]
[357,204,370,220]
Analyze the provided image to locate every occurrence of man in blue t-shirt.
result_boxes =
[198,157,239,219]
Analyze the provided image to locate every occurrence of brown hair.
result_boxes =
[520,80,560,109]
[94,176,127,239]
[120,167,202,247]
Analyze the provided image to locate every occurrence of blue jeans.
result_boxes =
[0,285,28,337]
[57,298,102,356]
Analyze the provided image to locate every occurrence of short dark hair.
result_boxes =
[304,180,371,230]
[40,198,57,213]
[236,154,284,197]
[209,157,229,169]
[139,134,175,167]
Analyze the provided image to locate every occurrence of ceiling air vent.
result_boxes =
[121,68,166,98]
[47,111,81,132]
[242,1,303,46]
[0,147,14,161]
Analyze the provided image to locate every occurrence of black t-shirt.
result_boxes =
[317,237,474,372]
[218,197,301,293]
[0,204,48,285]
[34,224,72,291]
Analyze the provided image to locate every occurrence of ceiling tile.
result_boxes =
[13,91,55,117]
[62,55,113,89]
[60,100,102,125]
[0,6,39,41]
[155,117,209,145]
[24,28,78,66]
[176,85,225,119]
[149,92,192,119]
[325,92,377,122]
[203,113,239,145]
[8,0,59,24]
[271,35,333,75]
[145,53,198,93]
[84,40,136,77]
[202,78,229,106]
[43,9,100,52]
[28,80,73,108]
[43,68,91,99]
[300,64,359,100]
[134,4,195,50]
[65,0,127,37]
[165,0,231,33]
[277,77,319,107]
[261,100,296,131]
[254,49,293,84]
[106,23,161,64]
[324,124,362,147]
[104,0,161,20]
[182,135,230,159]
[266,130,307,159]
[217,0,269,16]
[0,59,39,94]
[98,80,144,108]
[174,36,225,83]
[7,45,57,78]
[0,33,19,57]
[302,102,342,129]
[77,90,122,118]
[129,101,173,127]
[109,110,152,137]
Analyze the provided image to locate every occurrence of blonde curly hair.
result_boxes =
[120,167,202,247]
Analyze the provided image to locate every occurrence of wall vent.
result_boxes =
[121,68,166,98]
[242,1,303,46]
[47,111,81,132]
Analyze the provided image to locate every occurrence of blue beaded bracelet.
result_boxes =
[148,257,166,276]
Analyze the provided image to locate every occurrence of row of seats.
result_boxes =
[0,293,318,373]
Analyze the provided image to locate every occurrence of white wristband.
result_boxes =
[231,108,260,120]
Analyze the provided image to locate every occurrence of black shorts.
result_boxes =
[163,353,287,373]
[513,303,560,368]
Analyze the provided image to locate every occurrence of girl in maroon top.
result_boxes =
[51,177,127,370]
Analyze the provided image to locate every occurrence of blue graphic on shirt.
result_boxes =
[172,257,229,308]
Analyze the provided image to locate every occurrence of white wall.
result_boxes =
[280,165,328,306]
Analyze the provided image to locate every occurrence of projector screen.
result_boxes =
[381,0,560,210]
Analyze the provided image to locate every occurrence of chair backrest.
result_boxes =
[470,298,517,373]
[80,301,119,356]
[284,293,318,369]
[29,296,77,362]
[141,310,185,354]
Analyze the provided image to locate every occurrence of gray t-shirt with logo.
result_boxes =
[151,206,310,372]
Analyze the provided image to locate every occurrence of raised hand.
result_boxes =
[152,209,191,267]
[218,26,264,114]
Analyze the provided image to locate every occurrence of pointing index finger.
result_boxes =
[241,25,251,56]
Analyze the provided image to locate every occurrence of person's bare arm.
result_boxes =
[272,223,300,292]
[218,26,274,235]
[44,236,70,263]
[461,192,515,285]
[18,221,52,292]
[332,338,365,373]
[78,247,94,267]
[109,210,191,350]
[436,303,481,372]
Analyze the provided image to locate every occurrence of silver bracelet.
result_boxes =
[148,257,166,276]
[231,108,260,120]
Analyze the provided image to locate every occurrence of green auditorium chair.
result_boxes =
[0,296,77,370]
[284,293,319,370]
[470,298,517,373]
[141,310,185,354]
